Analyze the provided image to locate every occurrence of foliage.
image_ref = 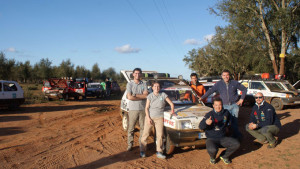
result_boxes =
[0,52,125,83]
[0,52,16,80]
[185,0,299,80]
[91,63,101,80]
[211,0,300,75]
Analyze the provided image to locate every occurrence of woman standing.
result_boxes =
[140,81,175,159]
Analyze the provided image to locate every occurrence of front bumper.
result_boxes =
[281,97,300,105]
[166,127,206,147]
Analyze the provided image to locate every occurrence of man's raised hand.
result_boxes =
[206,116,213,125]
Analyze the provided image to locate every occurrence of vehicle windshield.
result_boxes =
[44,81,51,87]
[88,84,101,88]
[265,82,285,91]
[161,89,194,105]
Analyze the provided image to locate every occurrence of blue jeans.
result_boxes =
[223,104,242,139]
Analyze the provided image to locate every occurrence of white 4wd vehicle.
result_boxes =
[239,79,300,110]
[120,70,212,154]
[0,80,25,108]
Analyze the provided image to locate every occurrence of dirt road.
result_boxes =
[0,99,299,169]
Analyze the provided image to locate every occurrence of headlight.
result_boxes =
[286,94,293,98]
[180,120,193,129]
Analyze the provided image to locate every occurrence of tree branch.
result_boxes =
[271,0,280,10]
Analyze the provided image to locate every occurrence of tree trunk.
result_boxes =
[258,1,279,74]
[279,0,286,76]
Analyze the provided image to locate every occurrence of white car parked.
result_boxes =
[239,79,300,110]
[120,70,212,154]
[0,80,25,108]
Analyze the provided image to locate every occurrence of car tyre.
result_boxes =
[122,112,129,131]
[271,98,284,110]
[165,133,175,155]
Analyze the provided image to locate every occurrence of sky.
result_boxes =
[0,0,227,79]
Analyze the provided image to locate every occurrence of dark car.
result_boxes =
[111,81,121,95]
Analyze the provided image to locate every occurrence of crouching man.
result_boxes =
[200,98,240,164]
[246,92,281,148]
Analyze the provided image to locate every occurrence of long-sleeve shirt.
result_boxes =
[249,101,281,129]
[184,83,206,103]
[199,109,232,138]
[201,80,247,105]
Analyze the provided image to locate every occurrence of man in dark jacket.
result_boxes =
[200,70,247,139]
[200,98,240,164]
[246,92,281,148]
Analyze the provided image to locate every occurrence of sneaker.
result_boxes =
[267,140,277,149]
[140,151,146,158]
[156,152,166,159]
[127,144,133,151]
[220,156,231,164]
[210,158,216,164]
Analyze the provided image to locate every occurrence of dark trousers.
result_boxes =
[206,137,240,159]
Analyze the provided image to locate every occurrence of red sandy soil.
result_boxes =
[0,99,299,169]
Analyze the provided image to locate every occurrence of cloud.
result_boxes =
[6,47,17,53]
[183,39,202,45]
[115,44,140,54]
[204,34,214,42]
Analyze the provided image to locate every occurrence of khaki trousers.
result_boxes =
[246,124,279,144]
[127,110,145,146]
[140,117,164,153]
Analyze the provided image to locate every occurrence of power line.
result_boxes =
[161,0,184,53]
[126,0,170,57]
[153,0,185,56]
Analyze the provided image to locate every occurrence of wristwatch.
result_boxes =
[132,93,136,97]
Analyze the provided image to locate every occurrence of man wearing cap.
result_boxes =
[126,68,148,151]
[246,92,281,148]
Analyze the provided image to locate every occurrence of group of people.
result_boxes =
[100,78,112,99]
[125,68,281,164]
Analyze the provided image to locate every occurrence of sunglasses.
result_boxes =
[255,96,263,99]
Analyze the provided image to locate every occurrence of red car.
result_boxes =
[43,78,86,100]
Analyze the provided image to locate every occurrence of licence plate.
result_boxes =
[198,133,206,139]
[76,89,83,93]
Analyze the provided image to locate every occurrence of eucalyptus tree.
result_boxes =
[212,0,300,75]
[184,25,268,79]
